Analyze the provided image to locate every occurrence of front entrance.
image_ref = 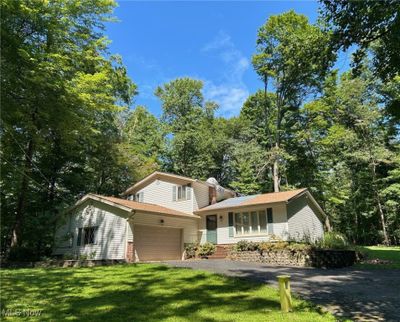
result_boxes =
[206,215,217,244]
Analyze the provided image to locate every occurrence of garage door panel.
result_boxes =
[134,225,182,261]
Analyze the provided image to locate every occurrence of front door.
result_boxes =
[206,215,217,244]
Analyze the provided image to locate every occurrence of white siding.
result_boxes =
[192,182,210,210]
[199,203,289,244]
[131,213,198,244]
[136,179,194,214]
[135,179,210,214]
[287,195,324,242]
[53,200,129,260]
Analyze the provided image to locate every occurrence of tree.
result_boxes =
[321,0,400,81]
[1,0,136,256]
[155,78,219,179]
[298,71,399,244]
[252,10,335,191]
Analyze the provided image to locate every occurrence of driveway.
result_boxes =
[165,260,400,321]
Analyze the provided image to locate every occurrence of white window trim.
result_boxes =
[234,209,273,237]
[174,185,191,202]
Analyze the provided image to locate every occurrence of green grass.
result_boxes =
[355,246,400,269]
[1,264,335,321]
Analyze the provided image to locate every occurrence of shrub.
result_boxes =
[258,241,289,252]
[63,253,74,260]
[198,242,216,257]
[184,243,199,258]
[318,232,349,250]
[234,240,259,252]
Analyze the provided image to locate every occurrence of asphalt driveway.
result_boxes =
[165,260,400,321]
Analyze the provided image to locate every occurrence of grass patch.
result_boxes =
[355,246,400,269]
[1,263,335,321]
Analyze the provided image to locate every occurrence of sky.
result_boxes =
[105,1,350,118]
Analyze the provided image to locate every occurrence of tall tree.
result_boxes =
[155,78,218,179]
[321,0,400,81]
[1,0,135,256]
[252,10,335,191]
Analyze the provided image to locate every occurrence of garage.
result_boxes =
[134,225,182,261]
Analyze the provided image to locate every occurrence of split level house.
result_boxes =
[54,171,327,262]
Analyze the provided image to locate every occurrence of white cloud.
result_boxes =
[202,31,250,117]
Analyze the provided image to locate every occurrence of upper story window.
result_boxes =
[135,192,144,202]
[172,184,191,201]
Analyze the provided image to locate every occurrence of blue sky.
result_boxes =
[105,1,350,117]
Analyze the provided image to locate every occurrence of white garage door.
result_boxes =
[134,225,182,261]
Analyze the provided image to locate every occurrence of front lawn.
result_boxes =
[1,264,334,321]
[355,246,400,269]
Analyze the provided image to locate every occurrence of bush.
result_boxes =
[184,243,199,259]
[258,241,289,252]
[317,232,349,250]
[198,242,216,257]
[234,240,259,252]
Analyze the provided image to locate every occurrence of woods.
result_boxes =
[1,0,399,260]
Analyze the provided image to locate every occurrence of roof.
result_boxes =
[66,194,199,219]
[122,171,236,196]
[195,188,308,214]
[122,171,212,195]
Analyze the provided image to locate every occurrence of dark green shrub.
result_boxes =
[198,242,216,257]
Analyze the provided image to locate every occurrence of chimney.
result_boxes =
[209,186,217,205]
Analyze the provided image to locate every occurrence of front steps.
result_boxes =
[207,245,231,259]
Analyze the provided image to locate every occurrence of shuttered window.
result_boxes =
[173,184,191,201]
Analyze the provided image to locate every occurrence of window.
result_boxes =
[173,184,191,201]
[77,226,98,246]
[234,209,273,236]
[135,192,144,202]
[127,194,134,201]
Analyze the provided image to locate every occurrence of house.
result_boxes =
[53,171,326,262]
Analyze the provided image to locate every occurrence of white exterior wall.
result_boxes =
[192,182,210,210]
[199,203,289,244]
[135,179,210,214]
[53,200,129,260]
[287,196,324,242]
[131,213,198,244]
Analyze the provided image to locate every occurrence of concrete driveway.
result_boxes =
[165,260,400,321]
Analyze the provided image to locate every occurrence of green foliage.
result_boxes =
[234,240,260,252]
[321,0,400,82]
[198,242,216,257]
[317,232,349,250]
[184,243,199,259]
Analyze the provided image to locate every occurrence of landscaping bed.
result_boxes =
[229,248,356,268]
[227,234,357,268]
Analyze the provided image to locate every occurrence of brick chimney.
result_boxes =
[209,186,217,205]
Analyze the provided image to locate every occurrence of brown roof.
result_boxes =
[195,188,307,214]
[78,194,199,219]
[240,188,307,207]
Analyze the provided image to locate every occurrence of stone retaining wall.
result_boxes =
[229,249,356,268]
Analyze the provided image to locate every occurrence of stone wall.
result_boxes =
[229,249,356,268]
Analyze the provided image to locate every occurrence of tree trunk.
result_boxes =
[273,150,279,192]
[11,139,34,248]
[371,161,390,245]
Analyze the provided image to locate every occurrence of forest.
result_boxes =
[1,0,399,260]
